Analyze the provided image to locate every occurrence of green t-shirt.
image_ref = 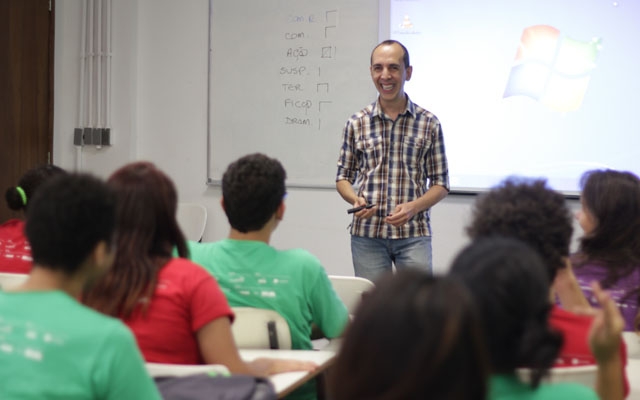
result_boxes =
[489,374,598,400]
[0,290,161,400]
[187,239,349,350]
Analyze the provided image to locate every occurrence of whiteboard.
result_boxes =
[207,0,378,188]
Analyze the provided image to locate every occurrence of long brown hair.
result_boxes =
[575,170,640,291]
[83,162,188,318]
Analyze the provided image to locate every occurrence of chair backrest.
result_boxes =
[146,362,229,378]
[623,331,640,359]
[328,275,375,315]
[0,272,28,290]
[517,365,598,390]
[231,307,292,350]
[176,203,207,242]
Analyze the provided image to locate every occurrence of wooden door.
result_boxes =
[0,0,54,223]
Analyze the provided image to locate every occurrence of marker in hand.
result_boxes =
[347,204,376,214]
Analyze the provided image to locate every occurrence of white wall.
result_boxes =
[53,0,583,277]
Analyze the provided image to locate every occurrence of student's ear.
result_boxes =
[405,65,413,81]
[275,201,286,221]
[220,197,226,212]
[90,240,115,273]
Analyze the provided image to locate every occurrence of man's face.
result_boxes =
[370,43,412,105]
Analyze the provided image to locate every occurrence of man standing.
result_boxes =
[336,40,449,281]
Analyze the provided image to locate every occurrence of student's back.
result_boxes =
[0,173,160,400]
[188,153,348,352]
[0,291,155,399]
[188,239,347,350]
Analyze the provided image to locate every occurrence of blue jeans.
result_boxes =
[351,235,433,282]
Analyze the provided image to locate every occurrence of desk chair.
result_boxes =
[0,272,28,290]
[146,362,229,378]
[176,203,207,242]
[517,365,597,390]
[328,275,374,315]
[231,307,292,350]
[624,331,640,359]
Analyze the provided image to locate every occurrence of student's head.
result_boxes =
[449,237,562,388]
[577,169,640,268]
[25,173,115,276]
[328,269,489,400]
[5,164,66,213]
[83,162,186,317]
[107,161,187,259]
[221,153,286,233]
[466,177,573,281]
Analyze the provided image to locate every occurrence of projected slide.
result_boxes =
[383,0,640,194]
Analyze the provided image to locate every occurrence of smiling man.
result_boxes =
[335,40,450,281]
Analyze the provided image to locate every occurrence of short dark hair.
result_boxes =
[466,177,573,281]
[371,40,410,68]
[328,269,489,400]
[5,164,66,212]
[449,237,563,388]
[222,153,286,233]
[25,173,115,274]
[576,169,640,287]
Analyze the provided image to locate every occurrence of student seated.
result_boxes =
[450,237,624,400]
[0,173,161,399]
[82,161,314,377]
[327,269,489,400]
[1,164,65,273]
[570,169,640,331]
[187,153,349,351]
[466,177,629,397]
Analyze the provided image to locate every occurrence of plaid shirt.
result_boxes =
[336,96,449,239]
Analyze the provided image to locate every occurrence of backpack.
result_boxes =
[155,373,277,400]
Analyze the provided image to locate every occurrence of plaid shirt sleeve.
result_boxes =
[426,116,450,191]
[336,118,358,183]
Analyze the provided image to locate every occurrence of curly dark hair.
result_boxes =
[222,153,286,233]
[450,237,563,388]
[466,178,573,281]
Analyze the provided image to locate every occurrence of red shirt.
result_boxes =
[550,305,629,396]
[124,258,234,364]
[0,219,32,274]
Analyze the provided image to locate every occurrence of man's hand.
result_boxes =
[385,202,417,227]
[353,197,377,219]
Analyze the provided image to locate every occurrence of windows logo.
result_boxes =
[503,25,602,112]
